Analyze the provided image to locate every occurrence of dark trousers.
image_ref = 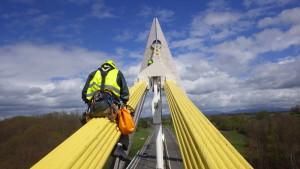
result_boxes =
[90,107,129,149]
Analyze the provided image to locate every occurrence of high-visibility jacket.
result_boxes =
[147,59,153,65]
[86,69,120,101]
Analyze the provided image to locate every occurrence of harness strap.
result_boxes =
[100,69,108,92]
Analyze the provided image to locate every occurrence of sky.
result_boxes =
[0,0,300,119]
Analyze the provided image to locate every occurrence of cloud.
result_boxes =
[135,30,149,42]
[68,0,91,4]
[0,42,146,118]
[90,2,115,19]
[189,87,300,113]
[207,0,229,10]
[1,9,40,19]
[209,36,255,72]
[138,5,174,22]
[159,1,300,113]
[0,43,108,84]
[174,52,300,113]
[247,56,300,89]
[174,53,239,94]
[258,7,300,28]
[138,5,153,17]
[31,14,51,26]
[243,0,294,8]
[4,12,56,29]
[190,11,245,40]
[204,12,240,26]
[166,30,186,39]
[114,47,142,59]
[155,9,174,22]
[0,43,115,118]
[207,23,300,73]
[115,47,127,55]
[115,29,134,42]
[171,38,204,51]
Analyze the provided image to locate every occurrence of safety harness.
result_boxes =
[86,69,120,122]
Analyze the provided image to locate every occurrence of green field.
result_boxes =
[220,130,247,156]
[129,128,151,157]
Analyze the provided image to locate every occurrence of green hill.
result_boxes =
[0,113,81,169]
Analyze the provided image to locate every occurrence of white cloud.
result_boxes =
[115,47,127,55]
[254,25,300,53]
[171,38,204,50]
[115,29,134,42]
[209,36,255,72]
[172,46,300,113]
[68,0,91,4]
[1,9,40,19]
[135,30,149,42]
[189,87,300,112]
[0,43,119,117]
[258,7,300,28]
[190,11,245,40]
[174,53,239,94]
[156,9,174,22]
[114,47,142,59]
[165,30,186,41]
[243,0,294,8]
[162,1,300,113]
[128,51,143,59]
[138,5,153,17]
[138,5,174,23]
[121,62,141,87]
[90,2,115,19]
[207,23,300,73]
[204,12,240,26]
[207,0,229,10]
[247,56,300,89]
[0,43,108,85]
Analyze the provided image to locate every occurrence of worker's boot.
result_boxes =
[113,144,132,161]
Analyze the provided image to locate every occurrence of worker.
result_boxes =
[80,60,131,161]
[147,58,153,66]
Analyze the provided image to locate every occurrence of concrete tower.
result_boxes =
[138,18,185,93]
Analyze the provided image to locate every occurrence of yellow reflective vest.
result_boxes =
[86,69,120,100]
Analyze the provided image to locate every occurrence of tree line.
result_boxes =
[0,112,81,169]
[0,108,299,169]
[208,110,300,169]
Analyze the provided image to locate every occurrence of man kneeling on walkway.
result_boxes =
[80,60,131,161]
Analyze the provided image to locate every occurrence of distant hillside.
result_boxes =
[1,110,299,169]
[0,112,81,169]
[207,111,300,169]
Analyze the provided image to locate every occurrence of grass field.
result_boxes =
[129,128,151,157]
[220,130,247,156]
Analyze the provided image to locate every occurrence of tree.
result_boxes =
[290,105,300,114]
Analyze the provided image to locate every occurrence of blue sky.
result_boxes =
[1,0,300,118]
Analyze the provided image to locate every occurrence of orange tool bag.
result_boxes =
[117,106,135,135]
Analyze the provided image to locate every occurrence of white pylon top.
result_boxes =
[138,18,185,93]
